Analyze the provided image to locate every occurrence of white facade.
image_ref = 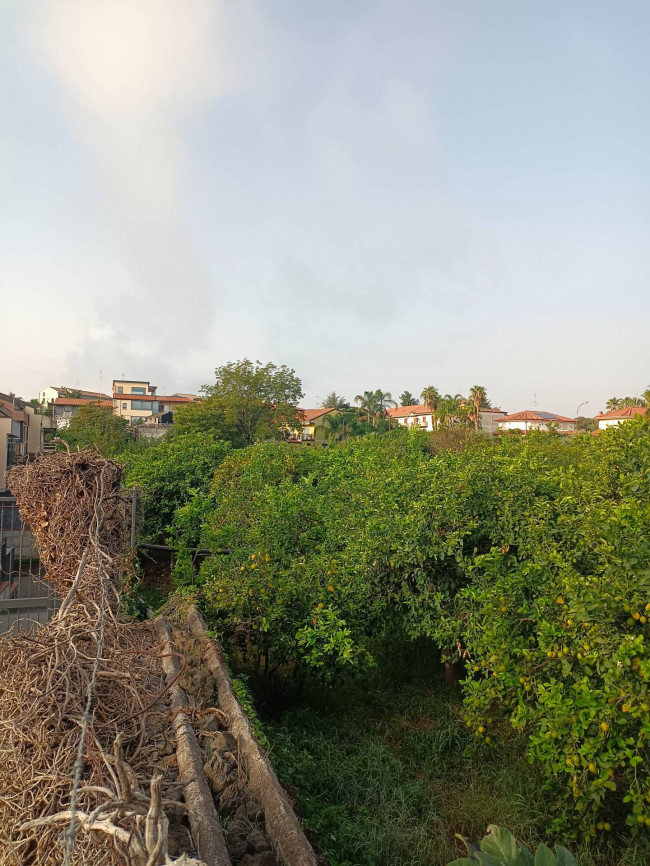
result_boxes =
[394,411,434,431]
[498,418,577,433]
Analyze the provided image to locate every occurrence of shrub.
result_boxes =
[180,418,650,834]
[452,419,650,836]
[122,432,231,542]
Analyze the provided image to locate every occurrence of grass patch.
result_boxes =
[261,640,650,866]
[263,641,553,866]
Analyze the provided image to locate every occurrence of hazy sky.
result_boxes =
[2,1,649,415]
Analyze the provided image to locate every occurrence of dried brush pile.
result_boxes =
[0,450,197,866]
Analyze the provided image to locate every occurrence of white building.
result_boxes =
[387,404,507,432]
[594,406,647,430]
[497,410,578,434]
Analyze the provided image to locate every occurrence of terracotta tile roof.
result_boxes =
[299,408,336,423]
[594,406,647,420]
[387,405,430,418]
[0,399,27,422]
[55,398,113,408]
[53,388,111,400]
[498,410,577,424]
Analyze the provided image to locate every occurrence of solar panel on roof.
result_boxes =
[536,411,559,420]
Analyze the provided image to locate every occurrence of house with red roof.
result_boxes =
[497,410,578,434]
[387,404,507,433]
[112,379,199,426]
[594,406,647,430]
[285,408,336,445]
[54,397,114,429]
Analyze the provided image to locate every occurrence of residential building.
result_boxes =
[285,408,336,445]
[388,405,434,430]
[53,398,113,429]
[479,408,508,433]
[112,379,196,425]
[594,406,648,430]
[387,405,507,432]
[0,394,56,492]
[39,386,110,407]
[497,410,578,434]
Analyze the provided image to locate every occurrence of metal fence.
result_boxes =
[0,496,58,634]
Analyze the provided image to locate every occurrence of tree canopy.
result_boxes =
[321,392,350,410]
[173,359,304,447]
[58,403,129,456]
[399,391,418,406]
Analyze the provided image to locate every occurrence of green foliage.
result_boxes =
[173,358,304,447]
[400,391,419,406]
[177,415,650,837]
[59,402,129,456]
[267,644,555,866]
[322,392,351,410]
[121,431,231,542]
[453,419,650,836]
[448,826,577,866]
[198,431,437,678]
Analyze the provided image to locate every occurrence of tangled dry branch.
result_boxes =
[0,450,202,866]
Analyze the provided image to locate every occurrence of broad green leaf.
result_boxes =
[534,844,557,866]
[482,826,520,860]
[475,854,506,866]
[554,845,578,866]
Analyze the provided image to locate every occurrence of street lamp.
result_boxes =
[576,401,589,417]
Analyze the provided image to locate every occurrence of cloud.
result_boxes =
[20,0,239,381]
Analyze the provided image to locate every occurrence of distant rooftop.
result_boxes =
[498,410,577,423]
[594,406,647,420]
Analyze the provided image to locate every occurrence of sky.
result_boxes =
[1,0,649,416]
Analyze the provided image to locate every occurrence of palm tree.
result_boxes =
[374,389,397,415]
[373,390,397,430]
[320,411,346,443]
[355,391,380,424]
[606,397,621,412]
[421,386,441,428]
[321,392,350,410]
[468,385,488,431]
[643,387,650,407]
[620,396,645,408]
[436,394,466,429]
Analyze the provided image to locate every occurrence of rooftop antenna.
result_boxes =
[533,393,537,408]
[99,369,103,394]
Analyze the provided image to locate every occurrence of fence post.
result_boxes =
[130,488,137,549]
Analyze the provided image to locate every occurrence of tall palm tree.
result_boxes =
[421,386,441,428]
[355,391,380,424]
[373,390,397,430]
[468,385,488,431]
[620,396,645,408]
[643,387,650,407]
[606,397,621,412]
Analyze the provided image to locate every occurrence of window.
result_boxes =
[131,400,158,412]
[117,386,123,394]
[131,387,146,395]
[122,403,127,410]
